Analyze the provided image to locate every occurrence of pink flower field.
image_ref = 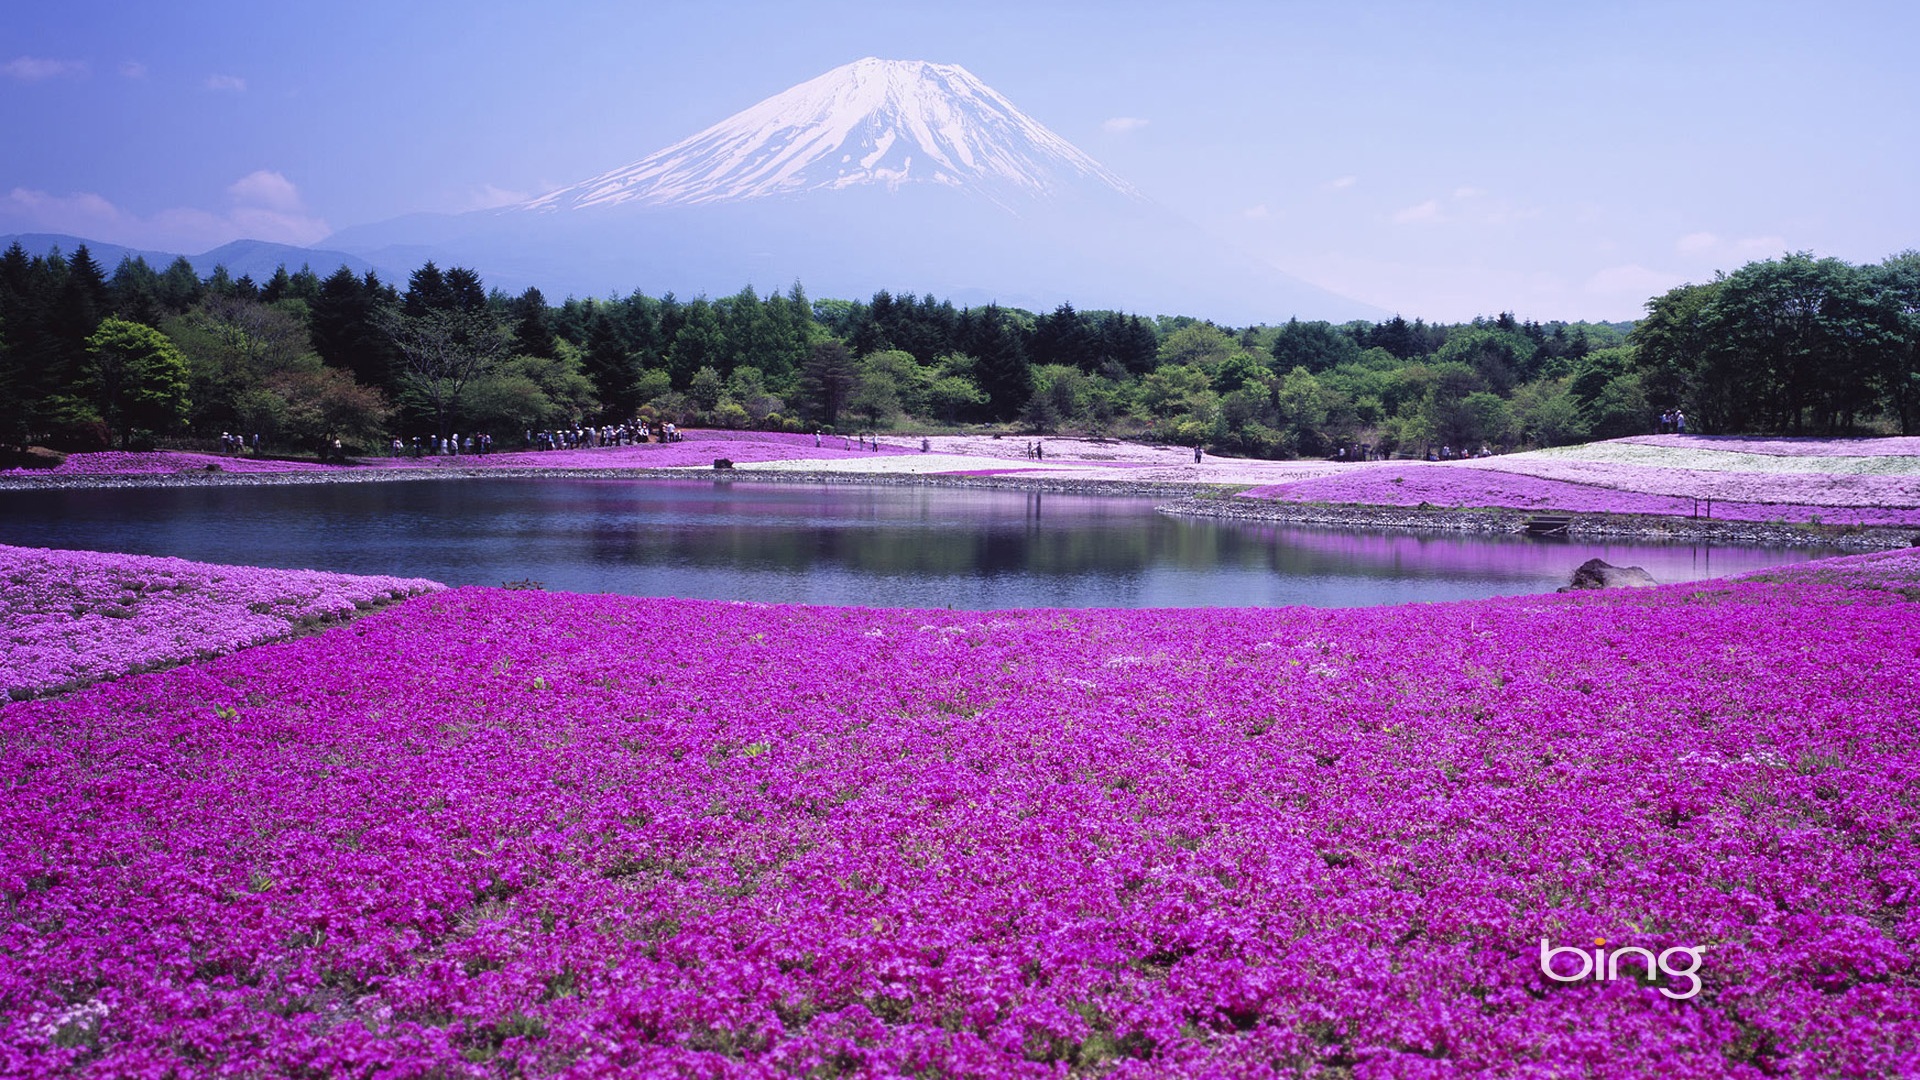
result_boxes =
[3,549,1917,1075]
[1241,465,1920,527]
[2,451,350,477]
[0,433,911,480]
[0,546,442,699]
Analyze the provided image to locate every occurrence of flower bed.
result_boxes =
[3,552,1916,1074]
[1618,434,1920,459]
[2,450,349,477]
[1460,459,1920,506]
[0,545,442,699]
[1240,465,1920,526]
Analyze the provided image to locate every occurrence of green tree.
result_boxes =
[81,318,191,447]
[1270,318,1361,373]
[1872,251,1920,433]
[925,369,988,425]
[1155,322,1239,375]
[689,365,725,411]
[1510,377,1591,446]
[960,305,1031,420]
[799,340,858,426]
[380,302,513,439]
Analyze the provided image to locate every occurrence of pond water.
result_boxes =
[0,478,1846,609]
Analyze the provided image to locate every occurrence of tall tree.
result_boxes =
[799,340,858,426]
[511,286,556,358]
[583,309,640,418]
[959,304,1032,419]
[311,267,395,390]
[380,301,513,439]
[1872,251,1920,434]
[80,318,191,447]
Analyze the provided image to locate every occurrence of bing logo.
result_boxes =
[1540,937,1706,1000]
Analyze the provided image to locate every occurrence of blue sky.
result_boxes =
[3,0,1914,322]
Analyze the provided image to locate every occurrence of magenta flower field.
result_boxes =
[1,450,350,477]
[3,551,1917,1075]
[1241,465,1920,527]
[0,545,442,699]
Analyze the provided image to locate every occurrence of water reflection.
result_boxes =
[0,478,1844,609]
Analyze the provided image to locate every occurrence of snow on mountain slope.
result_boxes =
[520,58,1139,212]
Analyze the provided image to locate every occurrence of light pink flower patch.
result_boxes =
[1619,434,1920,458]
[1241,464,1920,525]
[0,545,442,698]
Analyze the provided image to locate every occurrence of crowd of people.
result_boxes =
[1658,408,1688,433]
[377,422,683,459]
[1427,444,1496,460]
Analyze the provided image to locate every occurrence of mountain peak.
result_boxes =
[520,57,1139,212]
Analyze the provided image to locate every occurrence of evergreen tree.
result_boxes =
[157,257,204,314]
[1032,302,1096,371]
[799,340,858,426]
[287,265,323,304]
[960,304,1032,419]
[667,299,723,387]
[403,262,453,315]
[583,309,640,418]
[512,286,556,358]
[444,266,488,312]
[261,266,294,303]
[108,257,165,326]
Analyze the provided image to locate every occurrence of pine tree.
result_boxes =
[512,286,556,358]
[403,262,452,316]
[962,305,1032,420]
[157,257,203,314]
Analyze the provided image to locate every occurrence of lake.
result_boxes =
[0,478,1844,609]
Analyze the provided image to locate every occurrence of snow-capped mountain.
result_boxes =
[523,58,1140,212]
[326,59,1378,322]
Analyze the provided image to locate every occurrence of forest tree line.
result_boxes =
[1,242,1915,461]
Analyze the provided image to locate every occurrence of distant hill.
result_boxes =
[0,233,376,282]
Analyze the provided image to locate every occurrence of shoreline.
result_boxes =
[1158,495,1920,550]
[0,462,1219,499]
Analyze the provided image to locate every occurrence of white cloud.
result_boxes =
[1676,231,1719,253]
[1323,175,1358,191]
[466,184,532,211]
[205,73,247,92]
[228,170,304,213]
[0,171,329,250]
[1392,199,1442,224]
[1101,116,1149,134]
[1453,186,1486,199]
[3,56,87,81]
[1242,204,1271,220]
[1675,231,1789,259]
[1733,235,1788,257]
[4,187,124,230]
[119,60,147,79]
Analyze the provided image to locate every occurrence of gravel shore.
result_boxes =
[1158,495,1920,550]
